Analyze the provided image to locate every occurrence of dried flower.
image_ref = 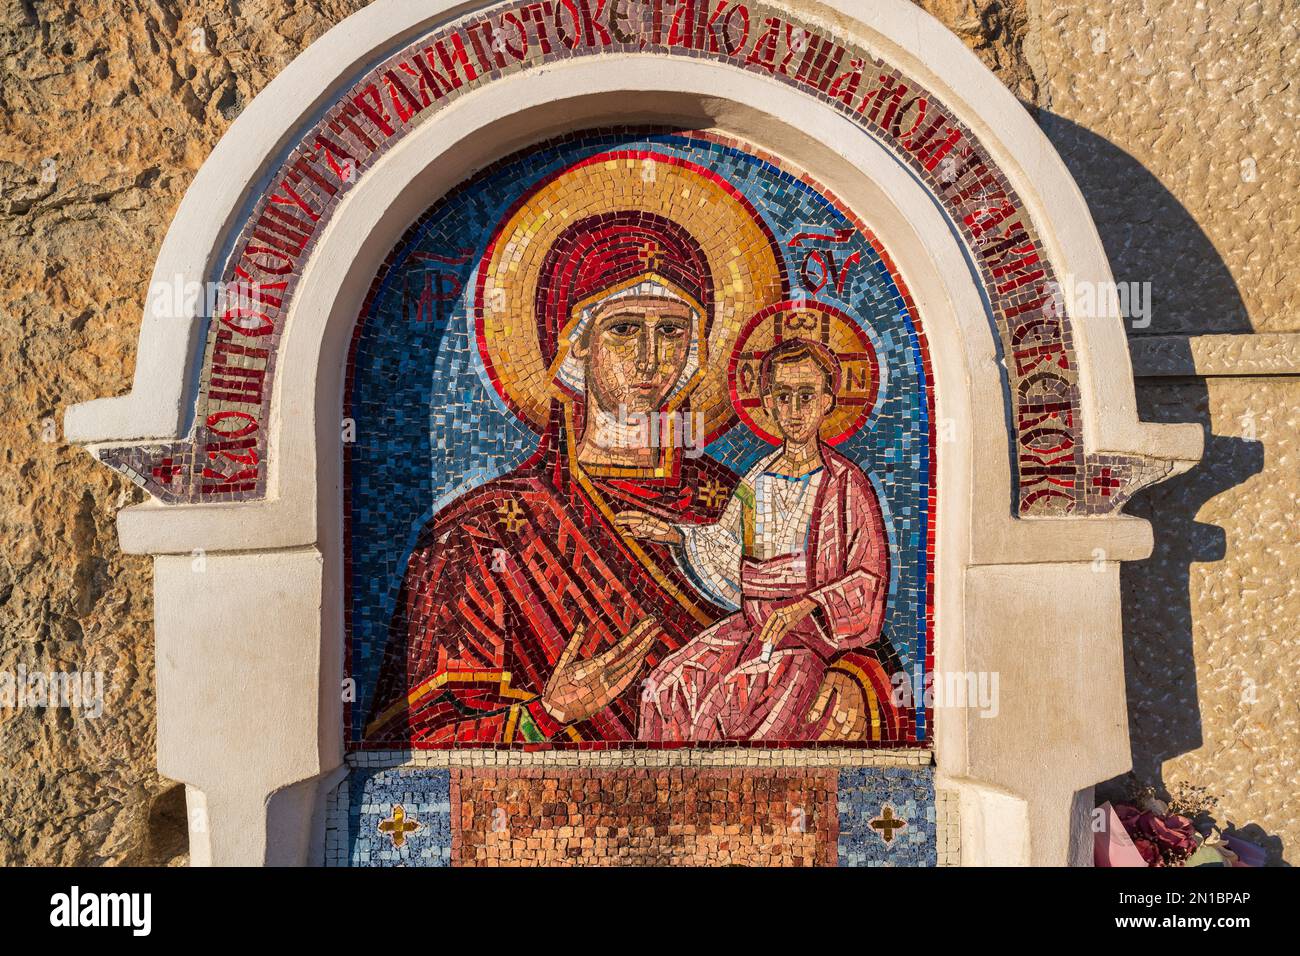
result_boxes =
[1114,803,1199,866]
[1167,781,1219,819]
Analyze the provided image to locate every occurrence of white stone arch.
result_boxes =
[68,0,1200,865]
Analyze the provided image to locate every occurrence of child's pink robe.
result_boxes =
[638,446,889,742]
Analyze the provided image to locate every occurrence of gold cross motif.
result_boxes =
[870,804,908,843]
[698,478,728,509]
[496,499,526,533]
[638,239,662,271]
[377,804,421,849]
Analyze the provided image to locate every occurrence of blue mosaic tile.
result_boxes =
[837,766,937,867]
[348,767,452,867]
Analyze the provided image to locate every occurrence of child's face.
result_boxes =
[764,357,833,446]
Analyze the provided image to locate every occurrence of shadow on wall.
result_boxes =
[1036,110,1284,864]
[1036,111,1251,336]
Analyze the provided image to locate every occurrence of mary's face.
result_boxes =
[574,294,694,416]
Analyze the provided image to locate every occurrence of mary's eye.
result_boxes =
[606,321,640,337]
[657,322,687,339]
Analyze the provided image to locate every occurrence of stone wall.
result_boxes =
[1031,0,1297,864]
[0,0,1292,864]
[0,0,370,867]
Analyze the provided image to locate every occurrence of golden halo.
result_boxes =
[475,151,785,437]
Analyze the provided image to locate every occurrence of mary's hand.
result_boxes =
[614,510,683,545]
[806,669,870,742]
[540,619,660,725]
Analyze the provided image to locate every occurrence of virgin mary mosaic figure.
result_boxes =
[364,153,893,746]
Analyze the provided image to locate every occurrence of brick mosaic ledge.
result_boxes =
[326,752,958,866]
[348,747,934,768]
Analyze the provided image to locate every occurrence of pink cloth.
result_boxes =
[1094,802,1150,867]
[638,448,888,742]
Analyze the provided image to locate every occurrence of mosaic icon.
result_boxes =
[346,130,935,750]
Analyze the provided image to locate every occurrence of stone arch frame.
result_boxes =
[66,0,1201,865]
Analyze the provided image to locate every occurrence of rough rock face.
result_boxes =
[917,0,1039,102]
[0,0,1291,865]
[1034,0,1299,334]
[0,0,368,866]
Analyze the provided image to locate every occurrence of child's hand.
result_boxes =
[614,510,683,545]
[758,597,817,652]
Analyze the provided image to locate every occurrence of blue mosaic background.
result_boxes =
[346,767,452,867]
[838,766,937,866]
[347,130,933,742]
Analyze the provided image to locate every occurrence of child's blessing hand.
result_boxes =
[614,510,683,545]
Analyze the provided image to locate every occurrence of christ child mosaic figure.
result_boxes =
[621,337,889,742]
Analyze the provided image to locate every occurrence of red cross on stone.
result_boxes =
[1091,467,1122,497]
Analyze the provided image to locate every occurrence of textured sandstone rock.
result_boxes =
[917,0,1039,103]
[1033,0,1299,334]
[1115,378,1298,864]
[0,0,368,866]
[1032,0,1296,865]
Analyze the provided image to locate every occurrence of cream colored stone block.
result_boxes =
[154,548,340,865]
[1119,377,1299,863]
[952,562,1130,864]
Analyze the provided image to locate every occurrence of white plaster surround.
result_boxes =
[66,0,1201,865]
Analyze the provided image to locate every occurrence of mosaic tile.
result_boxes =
[453,767,838,866]
[341,767,453,867]
[837,766,938,867]
[316,126,947,866]
[343,130,934,751]
[326,755,945,867]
